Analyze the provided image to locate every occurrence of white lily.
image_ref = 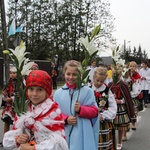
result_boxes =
[117,59,125,66]
[87,41,97,55]
[123,67,129,73]
[21,62,34,75]
[24,58,30,65]
[79,36,89,48]
[112,54,120,62]
[78,36,97,56]
[122,67,129,77]
[3,41,35,116]
[9,42,30,67]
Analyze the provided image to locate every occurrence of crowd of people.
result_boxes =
[0,59,150,150]
[88,59,150,150]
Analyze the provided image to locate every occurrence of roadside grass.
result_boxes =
[57,81,65,87]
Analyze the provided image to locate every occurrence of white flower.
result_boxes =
[77,36,97,56]
[99,100,106,107]
[112,54,120,62]
[78,36,89,48]
[102,93,106,97]
[123,67,129,73]
[9,42,30,67]
[122,67,129,76]
[24,58,30,65]
[21,62,34,75]
[117,59,125,66]
[87,41,97,55]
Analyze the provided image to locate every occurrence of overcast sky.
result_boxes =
[109,0,150,58]
[4,0,150,58]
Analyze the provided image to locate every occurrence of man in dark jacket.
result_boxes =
[50,62,58,89]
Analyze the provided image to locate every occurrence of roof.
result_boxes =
[99,56,113,65]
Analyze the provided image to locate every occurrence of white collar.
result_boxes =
[92,84,106,92]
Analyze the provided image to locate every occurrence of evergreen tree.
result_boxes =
[6,0,116,62]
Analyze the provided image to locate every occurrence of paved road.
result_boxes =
[0,93,150,150]
[121,106,150,150]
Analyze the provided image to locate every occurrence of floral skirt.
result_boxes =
[132,98,141,114]
[113,104,130,131]
[132,98,140,122]
[98,120,116,150]
[1,105,15,124]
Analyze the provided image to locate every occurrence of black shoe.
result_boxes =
[132,127,137,131]
[0,142,3,147]
[145,104,148,108]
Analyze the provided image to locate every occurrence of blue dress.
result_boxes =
[53,84,99,150]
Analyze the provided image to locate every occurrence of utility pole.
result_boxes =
[123,40,131,59]
[0,0,9,82]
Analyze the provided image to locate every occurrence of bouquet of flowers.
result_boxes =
[3,41,34,116]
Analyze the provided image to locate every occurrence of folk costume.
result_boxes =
[92,84,117,150]
[1,76,17,125]
[3,70,68,150]
[108,80,135,131]
[53,84,99,150]
[125,71,143,112]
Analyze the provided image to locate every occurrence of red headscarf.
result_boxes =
[26,70,52,96]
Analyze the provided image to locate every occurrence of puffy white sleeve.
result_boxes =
[35,133,68,150]
[146,70,150,83]
[3,129,22,150]
[103,90,117,120]
[131,79,142,98]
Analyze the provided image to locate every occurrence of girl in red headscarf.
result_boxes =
[3,70,68,150]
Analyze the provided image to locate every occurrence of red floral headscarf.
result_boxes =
[26,70,52,96]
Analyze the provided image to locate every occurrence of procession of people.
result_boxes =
[0,57,150,150]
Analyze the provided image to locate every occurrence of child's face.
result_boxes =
[91,61,96,67]
[10,72,17,79]
[65,66,78,85]
[129,63,136,72]
[27,86,47,106]
[30,66,38,70]
[142,63,147,69]
[93,74,106,88]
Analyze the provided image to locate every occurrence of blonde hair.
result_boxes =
[63,60,81,73]
[94,67,108,79]
[129,61,137,68]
